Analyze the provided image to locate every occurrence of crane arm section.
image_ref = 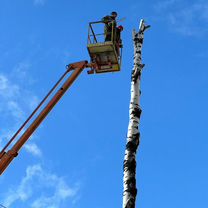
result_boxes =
[0,60,88,175]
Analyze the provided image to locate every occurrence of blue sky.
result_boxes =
[0,0,208,207]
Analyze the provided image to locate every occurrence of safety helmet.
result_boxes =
[111,11,117,16]
[118,25,124,31]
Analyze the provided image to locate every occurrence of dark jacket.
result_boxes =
[102,15,117,41]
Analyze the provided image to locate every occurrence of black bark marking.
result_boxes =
[130,102,139,107]
[126,177,137,196]
[131,69,141,82]
[131,107,142,119]
[135,50,141,54]
[124,158,136,172]
[126,133,140,152]
[125,198,136,208]
[133,35,139,41]
[138,38,143,44]
[131,69,136,76]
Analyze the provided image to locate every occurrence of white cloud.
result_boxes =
[12,61,37,86]
[34,0,46,6]
[28,95,40,111]
[154,0,208,37]
[169,3,208,36]
[0,65,41,158]
[13,62,31,80]
[2,164,78,208]
[154,0,179,11]
[0,74,19,98]
[0,75,8,91]
[24,143,42,157]
[3,165,40,206]
[0,128,17,150]
[0,62,81,208]
[7,100,24,120]
[31,179,77,208]
[0,74,23,122]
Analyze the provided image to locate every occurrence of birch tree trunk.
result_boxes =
[123,19,150,208]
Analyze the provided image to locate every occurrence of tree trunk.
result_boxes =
[123,19,150,208]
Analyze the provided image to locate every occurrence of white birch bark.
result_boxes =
[123,19,150,208]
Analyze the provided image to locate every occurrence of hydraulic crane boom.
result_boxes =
[0,16,124,176]
[0,60,89,175]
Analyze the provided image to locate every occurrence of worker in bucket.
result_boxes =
[102,11,118,41]
[115,25,124,55]
[116,25,123,47]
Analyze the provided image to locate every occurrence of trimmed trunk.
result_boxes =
[123,19,150,208]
